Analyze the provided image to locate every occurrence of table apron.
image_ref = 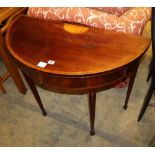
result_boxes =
[17,59,139,94]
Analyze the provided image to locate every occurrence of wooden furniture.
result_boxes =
[0,7,27,93]
[6,15,150,135]
[0,71,9,93]
[138,8,155,121]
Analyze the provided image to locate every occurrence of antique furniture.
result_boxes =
[0,7,27,93]
[0,70,9,93]
[27,7,151,89]
[138,7,155,121]
[6,15,150,135]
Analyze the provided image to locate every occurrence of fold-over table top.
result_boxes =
[6,15,151,76]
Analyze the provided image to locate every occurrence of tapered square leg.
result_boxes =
[138,79,155,121]
[88,90,96,136]
[22,71,47,116]
[123,62,139,110]
[0,33,27,94]
[147,59,153,82]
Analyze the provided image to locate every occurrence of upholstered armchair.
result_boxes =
[27,7,151,88]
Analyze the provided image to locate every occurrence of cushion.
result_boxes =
[27,7,151,36]
[90,7,130,16]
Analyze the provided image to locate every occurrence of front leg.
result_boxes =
[22,71,47,116]
[88,90,96,136]
[123,62,139,110]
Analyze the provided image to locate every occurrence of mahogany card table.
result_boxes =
[6,15,150,135]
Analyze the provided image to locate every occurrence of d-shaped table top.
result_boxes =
[6,15,151,136]
[6,15,150,76]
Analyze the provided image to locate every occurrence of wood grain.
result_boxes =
[6,15,151,135]
[6,15,150,76]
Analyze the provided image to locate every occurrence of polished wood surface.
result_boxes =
[7,15,150,75]
[0,8,27,94]
[0,7,21,23]
[6,15,151,135]
[1,7,27,34]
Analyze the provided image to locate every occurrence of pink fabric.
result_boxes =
[27,7,151,36]
[90,7,130,16]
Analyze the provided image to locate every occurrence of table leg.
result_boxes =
[0,83,6,93]
[88,90,96,136]
[123,62,139,110]
[147,59,153,82]
[0,33,27,94]
[138,78,155,121]
[22,71,47,116]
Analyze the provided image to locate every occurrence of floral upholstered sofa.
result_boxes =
[27,7,151,88]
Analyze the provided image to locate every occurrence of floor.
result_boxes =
[0,22,155,147]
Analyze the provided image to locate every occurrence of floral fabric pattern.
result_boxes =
[90,7,130,16]
[27,7,151,35]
